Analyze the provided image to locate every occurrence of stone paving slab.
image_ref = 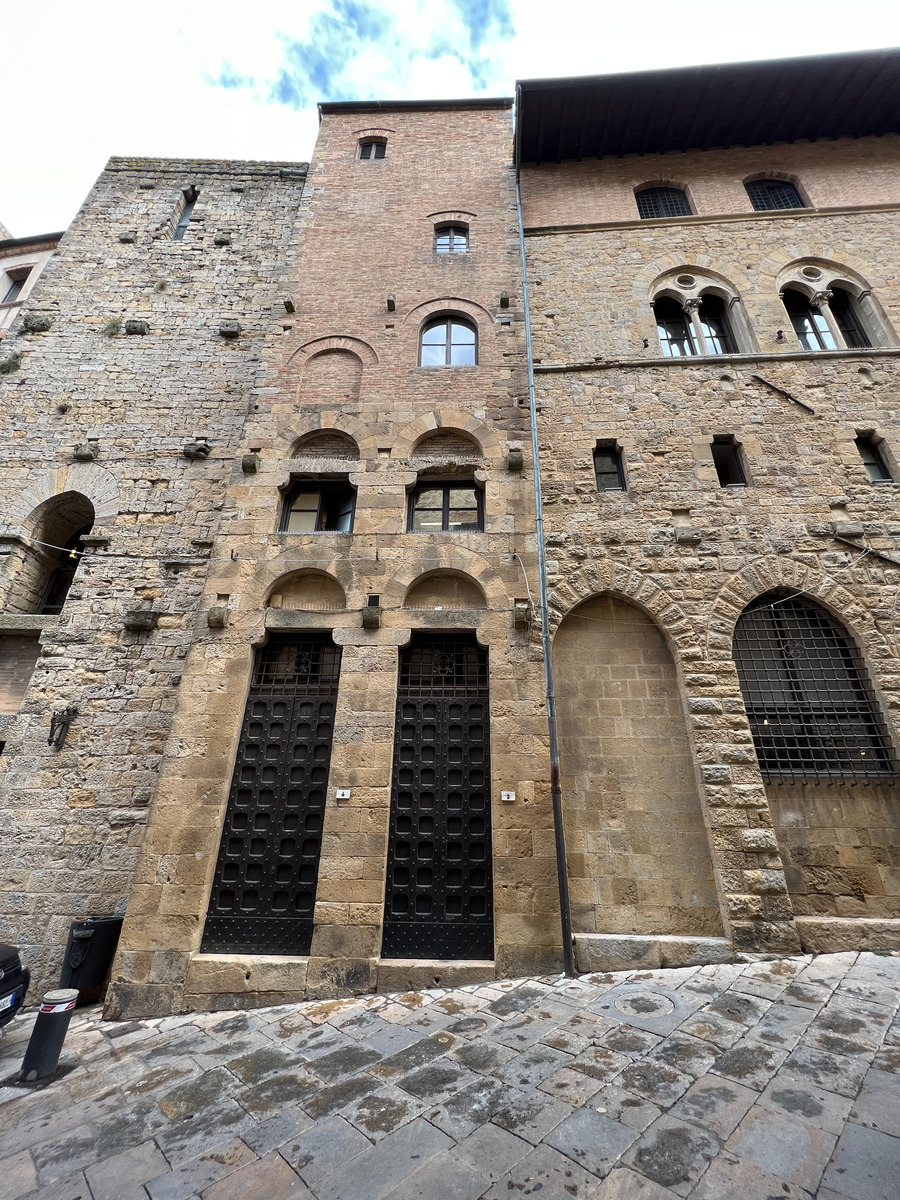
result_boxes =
[1,953,898,1199]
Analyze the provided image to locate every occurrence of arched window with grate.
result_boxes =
[745,178,805,211]
[635,186,692,220]
[732,592,895,780]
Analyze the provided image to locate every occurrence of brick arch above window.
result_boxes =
[392,409,500,460]
[275,413,374,459]
[286,334,378,370]
[426,209,476,225]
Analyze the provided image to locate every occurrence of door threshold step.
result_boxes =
[376,958,496,991]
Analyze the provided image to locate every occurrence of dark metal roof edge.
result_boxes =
[516,47,900,95]
[319,97,512,114]
[0,232,64,252]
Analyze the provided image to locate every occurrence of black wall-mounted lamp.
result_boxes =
[48,705,78,751]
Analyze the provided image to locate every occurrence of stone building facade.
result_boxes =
[519,50,900,970]
[1,50,899,1016]
[0,230,62,340]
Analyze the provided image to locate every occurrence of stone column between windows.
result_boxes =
[683,297,712,356]
[811,289,847,350]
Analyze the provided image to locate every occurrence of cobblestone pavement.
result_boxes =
[1,953,899,1199]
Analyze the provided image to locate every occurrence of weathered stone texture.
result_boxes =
[0,157,310,991]
[522,134,900,957]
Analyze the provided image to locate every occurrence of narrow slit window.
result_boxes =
[593,443,625,491]
[855,435,892,482]
[359,140,386,160]
[745,179,805,211]
[172,187,198,241]
[711,437,747,487]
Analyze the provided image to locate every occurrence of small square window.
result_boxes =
[409,482,483,532]
[435,224,468,253]
[594,443,625,491]
[359,140,386,160]
[282,482,355,532]
[711,437,747,487]
[2,268,31,304]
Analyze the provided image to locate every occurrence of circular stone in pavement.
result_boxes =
[614,991,676,1018]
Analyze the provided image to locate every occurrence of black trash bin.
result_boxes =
[58,915,124,1005]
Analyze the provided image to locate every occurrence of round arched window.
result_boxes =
[419,317,477,366]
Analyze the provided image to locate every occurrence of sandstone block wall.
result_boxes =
[523,139,900,955]
[0,157,309,991]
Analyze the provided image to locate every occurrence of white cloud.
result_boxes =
[1,0,898,233]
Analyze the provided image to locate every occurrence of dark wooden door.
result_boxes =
[382,634,493,959]
[201,634,341,955]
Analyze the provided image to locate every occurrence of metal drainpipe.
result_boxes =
[514,86,576,977]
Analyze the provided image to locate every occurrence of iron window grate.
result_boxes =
[399,634,488,698]
[746,179,804,211]
[733,594,895,781]
[636,187,691,219]
[253,633,342,694]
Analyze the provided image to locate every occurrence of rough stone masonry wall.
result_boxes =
[108,104,562,1018]
[0,158,308,993]
[524,144,900,957]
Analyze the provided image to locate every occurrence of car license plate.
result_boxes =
[0,993,15,1011]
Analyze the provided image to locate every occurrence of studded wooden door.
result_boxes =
[201,634,341,955]
[382,633,493,960]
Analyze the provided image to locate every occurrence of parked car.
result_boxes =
[0,942,30,1028]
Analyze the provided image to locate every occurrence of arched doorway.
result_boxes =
[733,591,900,919]
[553,594,722,937]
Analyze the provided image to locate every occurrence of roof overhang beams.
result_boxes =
[516,48,900,165]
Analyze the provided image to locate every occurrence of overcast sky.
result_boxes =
[3,0,899,236]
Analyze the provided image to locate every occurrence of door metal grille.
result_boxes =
[733,593,895,781]
[382,634,493,960]
[201,634,341,955]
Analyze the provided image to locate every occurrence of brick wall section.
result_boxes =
[106,103,559,1016]
[521,135,900,228]
[523,146,900,955]
[0,158,309,992]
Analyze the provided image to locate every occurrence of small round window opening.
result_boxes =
[359,139,386,160]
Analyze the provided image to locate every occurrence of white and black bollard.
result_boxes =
[17,988,79,1084]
